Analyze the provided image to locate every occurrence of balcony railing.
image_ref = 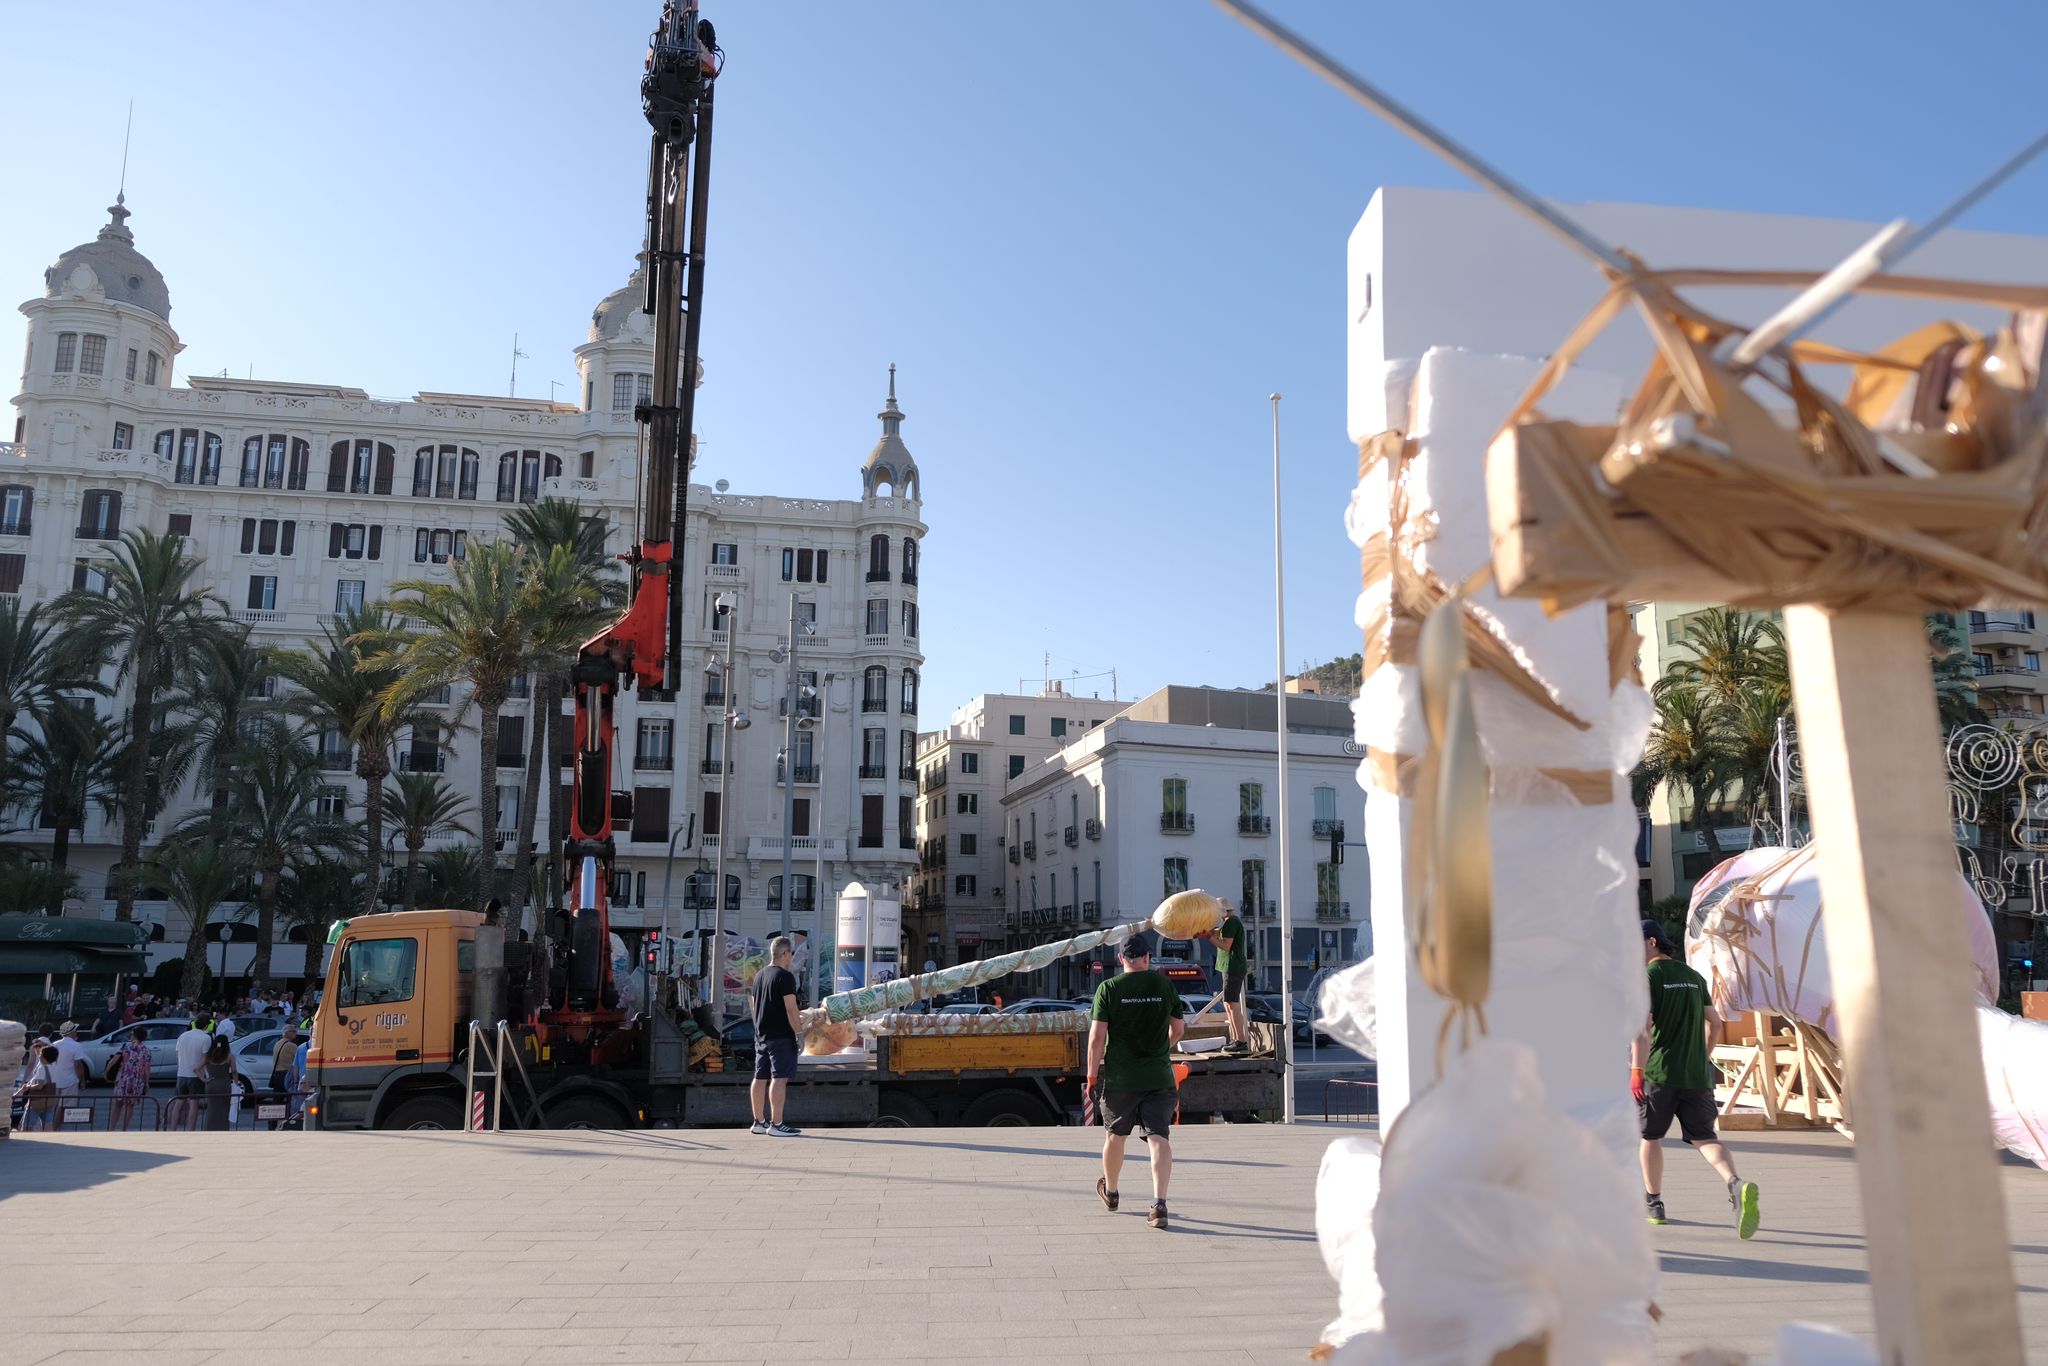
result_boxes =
[1314,900,1352,921]
[0,518,30,536]
[782,764,819,784]
[862,697,886,713]
[1160,812,1195,833]
[923,770,948,791]
[863,633,890,648]
[494,751,525,770]
[1082,901,1100,922]
[1251,899,1278,920]
[1977,663,2041,676]
[1023,839,1037,860]
[900,700,918,715]
[1971,611,2038,633]
[634,753,674,771]
[703,688,726,706]
[1312,818,1346,840]
[1008,845,1021,864]
[318,750,354,772]
[705,563,743,580]
[866,569,891,583]
[236,608,289,626]
[1063,825,1078,847]
[1239,813,1271,835]
[899,765,917,781]
[398,751,443,773]
[859,762,887,779]
[700,757,730,775]
[902,570,918,586]
[779,697,821,720]
[1084,818,1101,840]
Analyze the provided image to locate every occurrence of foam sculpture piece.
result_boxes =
[1153,888,1225,941]
[1687,844,1999,1031]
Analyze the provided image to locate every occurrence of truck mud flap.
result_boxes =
[682,1078,879,1126]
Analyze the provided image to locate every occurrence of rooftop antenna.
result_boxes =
[118,101,134,200]
[509,334,529,398]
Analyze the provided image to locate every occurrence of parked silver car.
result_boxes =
[78,1018,190,1085]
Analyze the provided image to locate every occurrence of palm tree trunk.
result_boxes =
[178,899,211,1002]
[505,694,549,922]
[359,758,389,915]
[113,671,155,923]
[47,818,73,917]
[403,838,423,914]
[253,863,281,989]
[304,932,321,984]
[475,692,502,913]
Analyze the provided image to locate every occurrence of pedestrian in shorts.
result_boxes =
[1087,932,1186,1229]
[748,936,802,1137]
[1633,919,1760,1238]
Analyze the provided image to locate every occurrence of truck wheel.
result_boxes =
[381,1095,463,1131]
[963,1089,1050,1127]
[547,1095,629,1130]
[870,1093,936,1128]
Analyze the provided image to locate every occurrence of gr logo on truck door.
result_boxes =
[330,935,421,1062]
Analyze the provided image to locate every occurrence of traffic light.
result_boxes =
[645,929,662,968]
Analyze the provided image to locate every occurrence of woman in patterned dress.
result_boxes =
[111,1030,152,1130]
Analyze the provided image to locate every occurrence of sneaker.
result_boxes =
[1645,1194,1667,1226]
[1147,1201,1169,1230]
[1221,1041,1251,1056]
[1096,1177,1119,1212]
[749,1121,768,1135]
[1730,1179,1760,1239]
[767,1122,802,1137]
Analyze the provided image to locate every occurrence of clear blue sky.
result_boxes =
[6,2,2045,719]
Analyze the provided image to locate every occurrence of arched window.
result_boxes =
[767,874,816,913]
[373,444,395,495]
[459,449,479,500]
[287,439,310,490]
[153,429,175,460]
[241,434,297,489]
[544,452,562,481]
[902,537,919,585]
[496,453,518,502]
[867,534,890,582]
[901,669,919,715]
[412,448,433,497]
[862,666,887,713]
[166,429,222,485]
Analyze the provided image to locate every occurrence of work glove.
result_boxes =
[1630,1068,1646,1104]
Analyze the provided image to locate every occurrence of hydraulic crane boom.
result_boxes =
[556,2,722,1029]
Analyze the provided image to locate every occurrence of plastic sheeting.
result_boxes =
[1977,1000,2048,1168]
[860,1010,1087,1037]
[1686,845,1999,1030]
[1314,1039,1657,1364]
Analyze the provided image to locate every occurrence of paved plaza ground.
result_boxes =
[1,1123,2044,1364]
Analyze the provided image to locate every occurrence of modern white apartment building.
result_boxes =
[908,684,1125,968]
[4,196,923,974]
[993,685,1369,999]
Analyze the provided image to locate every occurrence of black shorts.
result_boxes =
[752,1036,798,1081]
[1640,1083,1717,1144]
[1101,1087,1176,1139]
[1221,970,1248,1004]
[175,1076,206,1097]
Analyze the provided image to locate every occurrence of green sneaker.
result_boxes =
[1731,1180,1760,1239]
[1645,1195,1668,1226]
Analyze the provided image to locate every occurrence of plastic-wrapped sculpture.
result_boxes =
[1688,845,2046,1168]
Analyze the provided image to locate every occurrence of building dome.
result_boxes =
[44,196,171,321]
[589,264,653,343]
[862,364,919,500]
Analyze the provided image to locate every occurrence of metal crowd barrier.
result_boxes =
[8,1088,313,1134]
[1321,1075,1379,1123]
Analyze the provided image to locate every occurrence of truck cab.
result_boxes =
[308,910,480,1131]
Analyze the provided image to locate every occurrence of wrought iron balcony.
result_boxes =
[397,751,443,773]
[1084,817,1102,840]
[781,763,819,784]
[899,765,917,782]
[1160,812,1195,834]
[1314,900,1352,921]
[862,696,887,713]
[1008,845,1020,865]
[859,762,887,779]
[1238,814,1271,835]
[1312,818,1346,840]
[1023,839,1037,860]
[1082,901,1100,922]
[700,757,730,775]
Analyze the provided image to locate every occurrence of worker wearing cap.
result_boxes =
[1632,918,1760,1238]
[1087,931,1185,1230]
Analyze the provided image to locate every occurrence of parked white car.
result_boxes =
[998,999,1087,1015]
[78,1018,190,1086]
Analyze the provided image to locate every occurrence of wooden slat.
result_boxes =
[1784,606,2022,1363]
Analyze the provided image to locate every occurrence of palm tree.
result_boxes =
[502,543,614,916]
[419,843,482,911]
[276,606,440,915]
[166,625,279,817]
[12,699,121,910]
[356,540,533,913]
[1927,613,1986,732]
[276,857,362,982]
[1659,608,1788,707]
[0,853,78,917]
[52,529,225,922]
[0,599,95,795]
[226,741,332,989]
[1634,684,1739,859]
[153,826,248,1003]
[504,500,620,908]
[386,772,473,913]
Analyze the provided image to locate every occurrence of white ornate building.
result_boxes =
[4,196,923,977]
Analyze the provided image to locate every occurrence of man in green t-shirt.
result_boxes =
[1088,932,1186,1229]
[1200,904,1250,1054]
[1631,919,1760,1238]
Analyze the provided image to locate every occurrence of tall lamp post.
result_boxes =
[707,592,748,1016]
[771,593,818,941]
[1270,391,1296,1124]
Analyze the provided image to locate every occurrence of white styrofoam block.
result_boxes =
[1402,347,1625,723]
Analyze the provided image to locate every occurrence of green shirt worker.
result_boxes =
[1088,931,1185,1229]
[1631,919,1760,1238]
[1197,904,1250,1054]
